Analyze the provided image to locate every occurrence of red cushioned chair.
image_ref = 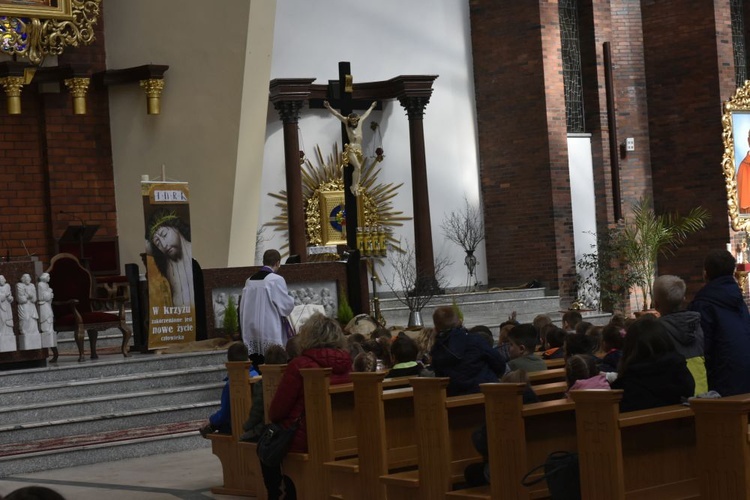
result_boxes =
[46,253,132,362]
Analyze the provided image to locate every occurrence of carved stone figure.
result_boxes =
[0,275,14,336]
[16,274,39,335]
[323,100,377,196]
[37,273,54,334]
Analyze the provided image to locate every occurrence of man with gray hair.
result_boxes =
[653,275,707,395]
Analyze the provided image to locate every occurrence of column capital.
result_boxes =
[273,100,305,123]
[398,95,431,120]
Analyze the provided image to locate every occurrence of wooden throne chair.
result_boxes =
[46,253,132,362]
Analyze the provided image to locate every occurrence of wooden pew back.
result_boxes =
[571,390,698,500]
[480,383,577,500]
[690,393,750,499]
[208,361,259,497]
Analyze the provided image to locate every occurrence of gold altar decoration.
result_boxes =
[721,80,750,232]
[140,78,165,115]
[266,143,410,251]
[0,75,23,114]
[0,0,100,65]
[63,76,89,114]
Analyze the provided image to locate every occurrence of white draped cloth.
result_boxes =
[239,268,295,355]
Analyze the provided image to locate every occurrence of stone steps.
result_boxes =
[0,421,208,477]
[378,288,564,328]
[0,365,225,406]
[0,383,223,423]
[0,349,227,477]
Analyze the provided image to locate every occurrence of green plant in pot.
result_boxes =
[223,295,240,340]
[621,196,710,311]
[576,226,639,313]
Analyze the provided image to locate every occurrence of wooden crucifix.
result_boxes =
[269,65,438,314]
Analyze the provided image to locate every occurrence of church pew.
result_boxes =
[570,390,698,500]
[380,377,486,500]
[446,383,577,500]
[544,358,565,369]
[528,367,565,384]
[326,372,418,500]
[208,360,259,497]
[690,393,750,499]
[250,365,412,500]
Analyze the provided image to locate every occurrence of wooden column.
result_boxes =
[398,92,436,288]
[270,79,316,263]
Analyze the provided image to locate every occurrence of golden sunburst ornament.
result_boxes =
[266,143,410,251]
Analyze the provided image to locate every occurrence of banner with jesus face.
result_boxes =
[142,181,196,349]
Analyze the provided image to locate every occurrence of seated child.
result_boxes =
[387,333,423,378]
[532,314,552,349]
[654,274,708,395]
[610,316,695,412]
[599,324,624,373]
[352,351,378,372]
[362,337,393,370]
[562,310,583,332]
[469,325,495,347]
[200,342,257,437]
[541,326,567,359]
[565,354,609,397]
[563,332,596,360]
[240,344,289,442]
[508,324,547,373]
[496,322,517,363]
[586,325,606,358]
[430,306,505,396]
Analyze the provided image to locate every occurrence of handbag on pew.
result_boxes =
[256,417,302,467]
[521,451,581,500]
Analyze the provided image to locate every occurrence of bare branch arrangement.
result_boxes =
[440,197,485,253]
[383,241,451,312]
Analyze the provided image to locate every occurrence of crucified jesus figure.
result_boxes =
[324,100,377,196]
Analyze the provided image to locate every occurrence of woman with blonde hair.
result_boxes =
[263,313,352,499]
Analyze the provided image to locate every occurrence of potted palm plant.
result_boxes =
[621,197,710,311]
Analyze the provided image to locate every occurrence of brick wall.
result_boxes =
[0,17,116,268]
[470,0,576,301]
[641,0,735,297]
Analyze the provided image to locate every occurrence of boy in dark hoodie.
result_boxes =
[654,275,708,395]
[430,306,506,396]
[689,250,750,397]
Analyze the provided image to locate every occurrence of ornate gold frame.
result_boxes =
[0,1,73,20]
[722,80,750,231]
[0,0,99,64]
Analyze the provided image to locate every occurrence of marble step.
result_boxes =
[380,295,563,328]
[0,421,209,477]
[0,350,228,387]
[0,402,218,447]
[0,365,226,406]
[376,287,547,306]
[0,383,223,425]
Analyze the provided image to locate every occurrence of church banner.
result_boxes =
[142,182,196,349]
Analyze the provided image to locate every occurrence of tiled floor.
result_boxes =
[0,447,251,500]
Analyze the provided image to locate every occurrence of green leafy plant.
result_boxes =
[223,295,239,339]
[451,297,464,324]
[337,288,354,325]
[576,227,638,313]
[621,197,710,310]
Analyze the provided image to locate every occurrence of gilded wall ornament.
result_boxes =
[721,80,750,232]
[266,144,410,252]
[0,0,100,64]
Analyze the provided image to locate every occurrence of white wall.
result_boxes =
[568,134,598,305]
[259,0,485,290]
[104,0,275,272]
